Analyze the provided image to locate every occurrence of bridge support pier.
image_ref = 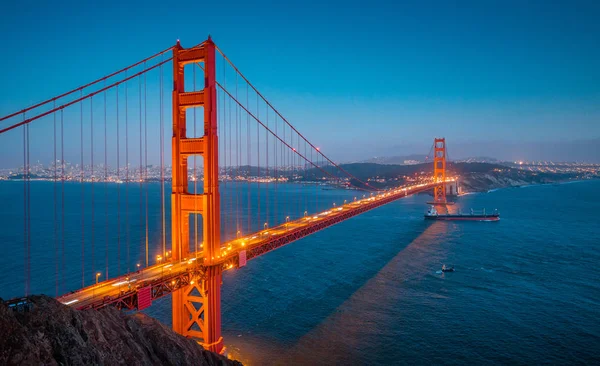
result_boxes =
[170,37,223,354]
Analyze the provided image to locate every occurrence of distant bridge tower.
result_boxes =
[432,137,447,204]
[171,37,223,354]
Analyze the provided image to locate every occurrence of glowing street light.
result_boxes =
[96,272,102,285]
[304,211,308,217]
[157,255,163,264]
[236,230,241,239]
[264,222,268,230]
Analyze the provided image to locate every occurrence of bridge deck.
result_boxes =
[57,181,444,310]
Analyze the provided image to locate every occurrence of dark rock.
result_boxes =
[0,295,242,366]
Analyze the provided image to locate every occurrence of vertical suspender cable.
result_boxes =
[274,114,278,224]
[53,102,58,296]
[266,107,269,227]
[117,86,121,276]
[27,121,31,295]
[139,74,143,268]
[256,95,260,231]
[144,66,149,267]
[104,85,109,279]
[222,63,227,241]
[235,72,239,237]
[246,82,250,234]
[160,59,166,258]
[125,73,130,273]
[22,116,28,296]
[61,110,65,293]
[91,96,95,282]
[80,90,85,288]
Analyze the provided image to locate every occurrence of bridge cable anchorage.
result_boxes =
[0,47,175,123]
[213,46,377,191]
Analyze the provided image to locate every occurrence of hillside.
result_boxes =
[0,295,241,366]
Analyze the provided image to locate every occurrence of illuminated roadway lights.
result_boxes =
[96,272,102,285]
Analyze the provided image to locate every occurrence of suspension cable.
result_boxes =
[0,58,172,135]
[214,46,375,190]
[1,46,175,123]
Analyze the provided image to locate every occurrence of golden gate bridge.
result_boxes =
[0,37,453,354]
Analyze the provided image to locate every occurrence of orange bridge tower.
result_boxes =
[432,137,447,204]
[171,37,223,353]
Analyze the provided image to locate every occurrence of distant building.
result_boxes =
[403,160,420,165]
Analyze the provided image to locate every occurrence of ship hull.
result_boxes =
[424,215,499,221]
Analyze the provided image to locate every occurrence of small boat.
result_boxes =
[441,265,454,272]
[424,206,499,221]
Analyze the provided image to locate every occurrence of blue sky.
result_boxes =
[1,0,599,163]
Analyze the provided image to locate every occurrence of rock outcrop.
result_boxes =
[0,295,241,366]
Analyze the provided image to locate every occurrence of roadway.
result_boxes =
[57,180,449,309]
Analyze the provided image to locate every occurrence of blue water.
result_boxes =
[1,180,600,364]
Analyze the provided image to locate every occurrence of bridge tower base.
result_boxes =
[171,37,224,354]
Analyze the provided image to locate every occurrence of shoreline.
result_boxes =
[463,177,599,195]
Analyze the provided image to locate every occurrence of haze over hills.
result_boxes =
[350,138,600,164]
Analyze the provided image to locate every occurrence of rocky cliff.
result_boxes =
[0,295,241,366]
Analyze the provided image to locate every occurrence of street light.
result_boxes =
[304,211,308,217]
[157,255,163,264]
[96,272,102,285]
[264,222,268,230]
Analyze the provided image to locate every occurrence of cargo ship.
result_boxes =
[424,206,499,221]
